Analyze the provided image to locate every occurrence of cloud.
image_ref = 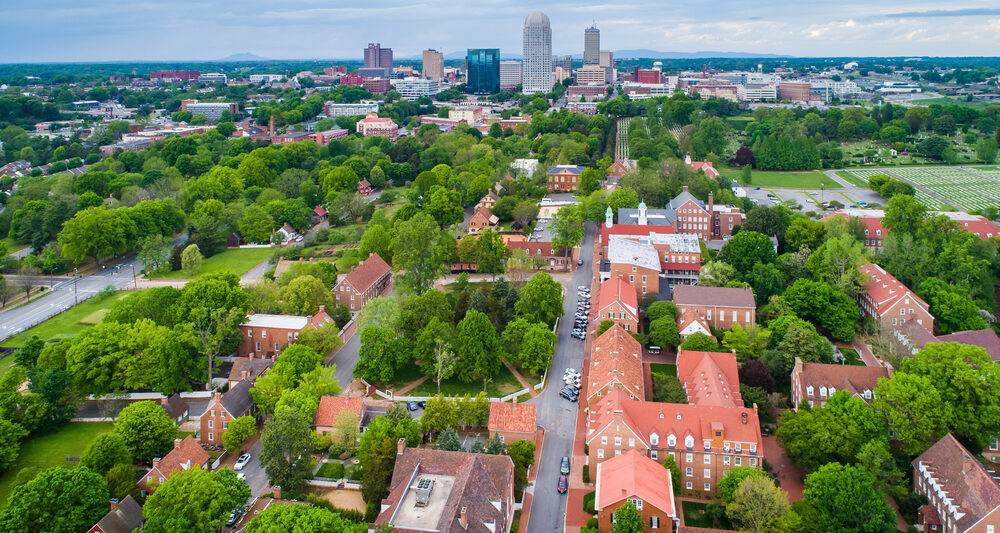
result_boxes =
[883,7,1000,18]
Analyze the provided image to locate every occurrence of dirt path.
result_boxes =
[504,360,538,398]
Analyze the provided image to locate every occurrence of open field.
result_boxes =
[153,247,273,279]
[1,237,28,255]
[845,167,1000,211]
[835,171,868,187]
[722,169,842,189]
[1,290,129,348]
[0,422,115,506]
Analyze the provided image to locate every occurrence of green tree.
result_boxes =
[692,116,729,158]
[646,301,677,322]
[882,194,926,235]
[717,466,768,503]
[436,426,463,451]
[222,416,257,455]
[361,436,398,512]
[143,467,250,533]
[114,400,177,463]
[359,224,393,263]
[355,324,399,383]
[181,244,203,277]
[59,207,137,267]
[726,475,790,533]
[138,234,171,273]
[280,275,333,315]
[782,278,860,342]
[240,204,276,243]
[517,325,556,374]
[453,310,502,387]
[476,229,509,276]
[550,205,584,257]
[975,137,999,163]
[507,439,536,495]
[247,504,362,532]
[649,316,680,349]
[719,230,776,277]
[391,213,449,295]
[260,408,314,494]
[81,433,132,475]
[918,277,988,334]
[776,391,886,471]
[662,454,682,491]
[0,419,28,473]
[856,439,905,493]
[104,462,138,502]
[802,463,895,533]
[577,168,603,196]
[0,466,109,533]
[612,501,643,533]
[515,272,563,325]
[678,332,723,352]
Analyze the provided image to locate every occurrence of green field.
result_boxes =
[154,247,274,279]
[905,97,993,109]
[1,237,28,255]
[1,290,129,348]
[835,171,868,187]
[649,363,677,377]
[723,169,842,189]
[0,422,115,505]
[400,365,526,398]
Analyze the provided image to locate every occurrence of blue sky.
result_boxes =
[2,0,999,62]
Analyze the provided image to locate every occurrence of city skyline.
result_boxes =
[3,1,1000,63]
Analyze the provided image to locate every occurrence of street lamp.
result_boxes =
[73,267,78,305]
[131,264,137,289]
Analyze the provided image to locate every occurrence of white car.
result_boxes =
[234,453,252,471]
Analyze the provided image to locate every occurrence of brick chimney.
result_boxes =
[273,486,281,499]
[460,506,468,529]
[152,457,162,469]
[110,498,119,512]
[397,438,406,456]
[318,305,325,313]
[708,191,714,216]
[174,438,182,449]
[682,185,689,193]
[241,370,249,380]
[160,396,169,407]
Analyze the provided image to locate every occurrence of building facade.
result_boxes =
[179,100,238,121]
[500,60,522,90]
[422,49,444,80]
[857,263,934,333]
[333,253,393,312]
[576,66,606,85]
[672,285,756,330]
[596,277,640,332]
[522,11,553,94]
[466,49,500,94]
[364,43,393,75]
[356,113,399,141]
[396,77,441,100]
[546,165,585,192]
[790,358,890,410]
[595,450,677,533]
[200,380,254,445]
[324,101,379,118]
[912,434,1000,533]
[584,25,600,66]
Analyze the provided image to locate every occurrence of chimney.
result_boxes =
[708,192,714,217]
[460,506,468,529]
[741,412,748,425]
[682,185,689,193]
[273,486,281,499]
[110,498,119,512]
[174,438,182,449]
[241,370,249,380]
[160,396,169,407]
[152,457,161,469]
[318,305,325,313]
[397,438,406,456]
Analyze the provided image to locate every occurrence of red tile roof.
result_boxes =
[673,285,755,309]
[158,436,209,474]
[689,161,720,179]
[933,329,1000,362]
[793,360,889,406]
[488,402,537,435]
[821,211,886,240]
[310,307,333,328]
[340,253,391,293]
[913,434,1000,532]
[588,325,644,403]
[595,449,675,516]
[677,309,712,338]
[596,277,638,321]
[314,396,365,428]
[677,351,742,408]
[859,263,929,317]
[313,205,328,217]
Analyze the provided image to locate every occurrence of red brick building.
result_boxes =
[136,436,209,495]
[488,401,537,443]
[504,239,578,272]
[790,358,890,410]
[333,253,392,313]
[238,309,332,358]
[672,286,756,330]
[356,113,398,141]
[857,263,933,333]
[913,434,1000,533]
[596,277,640,332]
[587,325,644,408]
[200,380,255,445]
[467,206,499,235]
[546,165,586,192]
[314,396,367,436]
[596,449,677,533]
[823,208,1000,251]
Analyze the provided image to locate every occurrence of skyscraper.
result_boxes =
[584,25,600,66]
[499,60,522,90]
[466,49,500,94]
[422,49,444,80]
[363,43,393,75]
[522,11,552,94]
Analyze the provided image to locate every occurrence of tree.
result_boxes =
[802,463,895,533]
[436,427,463,451]
[260,408,314,494]
[222,416,257,455]
[692,116,729,158]
[550,205,584,257]
[649,316,680,349]
[776,391,885,470]
[280,275,333,315]
[577,168,602,195]
[918,277,988,334]
[646,301,677,322]
[0,419,27,473]
[13,336,43,370]
[81,433,132,475]
[143,467,250,533]
[16,264,40,300]
[882,194,926,235]
[476,229,509,276]
[612,501,643,533]
[359,224,393,263]
[856,439,905,493]
[517,325,556,374]
[679,332,723,352]
[454,310,502,387]
[240,205,276,243]
[361,436,398,510]
[726,475,790,533]
[181,244,203,277]
[507,439,536,494]
[717,466,768,503]
[782,278,860,342]
[246,504,361,532]
[719,230,776,277]
[0,466,109,533]
[104,462,138,502]
[355,324,399,384]
[138,234,171,273]
[515,272,563,325]
[115,401,177,463]
[662,454,682,492]
[391,213,449,295]
[59,207,137,267]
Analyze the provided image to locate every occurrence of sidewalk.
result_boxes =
[851,338,882,367]
[504,360,538,398]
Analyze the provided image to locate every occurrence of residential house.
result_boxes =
[467,206,500,235]
[595,277,640,332]
[238,313,318,358]
[477,190,500,211]
[912,434,1000,533]
[374,444,516,533]
[790,357,891,410]
[586,390,763,495]
[488,401,537,443]
[672,286,756,330]
[333,253,392,313]
[607,159,638,179]
[896,324,1000,363]
[504,239,577,272]
[137,436,210,495]
[160,394,189,426]
[546,165,586,192]
[314,396,367,436]
[677,309,713,342]
[595,449,677,533]
[87,496,144,533]
[358,179,373,196]
[587,325,645,408]
[857,263,934,333]
[677,351,743,408]
[227,356,274,388]
[311,205,328,224]
[200,379,255,445]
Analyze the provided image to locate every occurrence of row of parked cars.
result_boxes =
[560,368,581,402]
[571,286,590,340]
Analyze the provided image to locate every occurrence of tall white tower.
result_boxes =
[522,11,553,94]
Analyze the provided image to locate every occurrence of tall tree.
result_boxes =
[391,213,449,295]
[143,467,250,533]
[59,207,137,267]
[114,400,177,463]
[514,272,563,325]
[802,463,895,533]
[453,310,502,387]
[0,466,109,533]
[81,433,132,475]
[260,408,315,494]
[726,475,790,533]
[612,501,643,533]
[550,205,584,257]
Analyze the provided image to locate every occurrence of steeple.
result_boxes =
[605,206,614,228]
[638,200,648,225]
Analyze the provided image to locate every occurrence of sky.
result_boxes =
[2,0,1000,63]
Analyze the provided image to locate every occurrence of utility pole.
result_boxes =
[73,268,78,305]
[131,264,137,289]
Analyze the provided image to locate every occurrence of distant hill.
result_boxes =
[612,49,792,59]
[216,52,269,62]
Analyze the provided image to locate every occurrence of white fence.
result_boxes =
[308,479,362,490]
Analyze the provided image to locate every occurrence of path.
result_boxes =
[503,359,537,398]
[851,338,882,368]
[395,376,429,395]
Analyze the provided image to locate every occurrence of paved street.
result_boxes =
[526,222,596,533]
[741,171,883,213]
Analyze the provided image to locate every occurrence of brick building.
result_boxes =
[822,208,999,251]
[587,325,644,408]
[672,286,756,330]
[488,401,537,443]
[912,434,1000,533]
[136,436,209,495]
[503,238,578,272]
[200,380,255,445]
[238,309,331,358]
[596,449,677,533]
[314,396,367,436]
[595,277,640,332]
[790,358,890,410]
[546,165,586,192]
[467,206,499,235]
[604,235,661,302]
[677,309,712,341]
[333,253,392,313]
[857,263,933,333]
[677,350,743,408]
[356,113,398,141]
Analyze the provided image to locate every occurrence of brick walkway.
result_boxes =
[761,435,805,502]
[504,360,538,398]
[851,338,882,368]
[395,376,429,395]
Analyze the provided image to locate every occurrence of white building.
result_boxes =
[197,73,228,84]
[738,83,778,102]
[511,158,539,177]
[248,74,283,83]
[395,77,441,101]
[324,101,380,118]
[522,11,553,94]
[500,60,522,90]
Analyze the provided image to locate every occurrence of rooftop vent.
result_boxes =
[414,477,435,507]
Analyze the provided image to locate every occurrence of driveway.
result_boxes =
[761,435,805,502]
[526,222,597,533]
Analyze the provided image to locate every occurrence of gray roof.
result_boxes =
[607,235,660,271]
[672,285,756,309]
[546,165,586,175]
[221,379,255,416]
[617,207,673,226]
[666,190,706,213]
[92,495,143,533]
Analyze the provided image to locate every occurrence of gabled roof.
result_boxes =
[228,357,273,384]
[90,495,143,533]
[338,253,392,293]
[488,402,537,434]
[588,325,644,402]
[471,206,499,226]
[313,205,328,216]
[912,434,1000,532]
[667,189,706,213]
[933,330,1000,362]
[677,350,743,408]
[220,379,254,417]
[858,263,929,316]
[673,285,756,309]
[595,449,675,516]
[157,436,209,476]
[596,277,639,321]
[793,359,889,405]
[677,309,712,337]
[314,396,366,427]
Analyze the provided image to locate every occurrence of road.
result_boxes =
[526,222,596,533]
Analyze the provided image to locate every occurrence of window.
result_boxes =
[820,387,827,397]
[597,448,604,459]
[704,468,711,478]
[704,482,711,491]
[735,443,741,452]
[601,436,607,445]
[991,437,998,451]
[627,498,643,511]
[746,311,750,322]
[255,342,260,351]
[750,458,757,467]
[704,455,711,464]
[247,329,253,338]
[208,419,214,429]
[735,456,741,466]
[624,323,630,331]
[642,275,646,282]
[650,433,659,446]
[615,450,621,456]
[628,438,635,447]
[685,435,694,448]
[629,275,634,283]
[651,516,659,529]
[685,467,693,477]
[223,421,228,430]
[208,432,213,441]
[900,308,905,315]
[685,453,693,463]
[806,385,813,396]
[650,450,658,460]
[632,266,637,272]
[724,456,731,465]
[750,443,756,454]
[615,436,622,446]
[261,330,267,339]
[686,481,693,490]
[706,309,712,320]
[667,435,676,447]
[211,410,216,417]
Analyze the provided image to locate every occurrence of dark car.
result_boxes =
[558,475,568,493]
[559,389,579,401]
[407,401,418,411]
[560,456,570,475]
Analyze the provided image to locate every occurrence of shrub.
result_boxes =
[511,520,519,533]
[586,518,598,528]
[582,464,590,483]
[583,491,596,515]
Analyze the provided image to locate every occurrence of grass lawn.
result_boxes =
[840,348,866,366]
[649,363,676,377]
[0,357,15,379]
[1,237,28,254]
[722,169,842,189]
[0,422,114,505]
[405,365,525,398]
[835,171,868,187]
[681,501,733,530]
[1,290,129,348]
[154,247,273,279]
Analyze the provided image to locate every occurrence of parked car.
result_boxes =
[577,259,584,266]
[560,456,571,475]
[407,401,418,411]
[234,454,251,471]
[560,389,579,401]
[558,475,568,493]
[236,472,246,481]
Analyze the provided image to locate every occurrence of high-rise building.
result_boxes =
[600,50,615,82]
[499,60,522,90]
[584,25,600,66]
[522,11,553,94]
[553,55,573,72]
[363,43,393,76]
[576,65,606,85]
[466,49,500,94]
[422,49,444,80]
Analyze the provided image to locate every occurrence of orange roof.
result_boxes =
[157,436,209,476]
[340,253,391,293]
[595,449,675,516]
[859,263,929,317]
[587,390,762,451]
[488,402,537,434]
[588,325,644,402]
[677,309,711,338]
[677,350,743,408]
[314,396,365,427]
[596,277,638,320]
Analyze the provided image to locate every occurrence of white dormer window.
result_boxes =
[735,443,742,452]
[685,435,694,449]
[806,385,814,396]
[650,433,659,446]
[667,435,676,447]
[819,387,827,397]
[864,389,872,399]
[750,443,757,453]
[829,386,836,394]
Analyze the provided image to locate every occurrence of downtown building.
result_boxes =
[363,42,393,76]
[499,60,522,90]
[422,49,444,80]
[584,25,600,65]
[466,48,500,94]
[522,11,553,94]
[395,77,442,100]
